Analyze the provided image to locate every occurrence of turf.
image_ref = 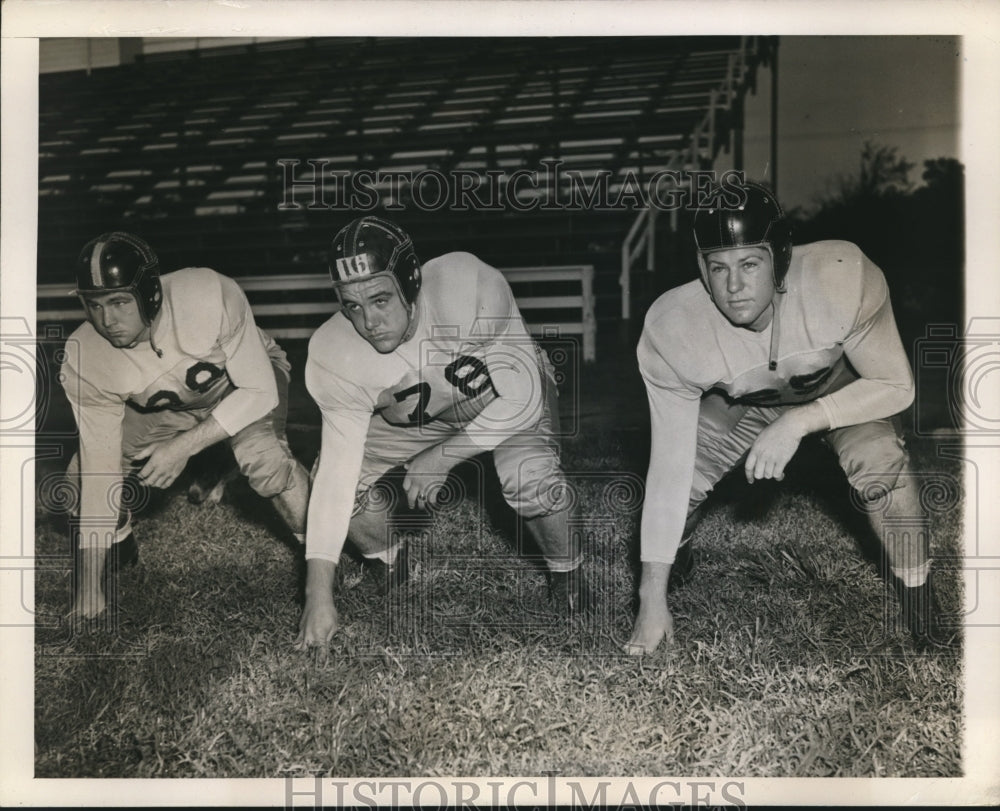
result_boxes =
[33,431,963,778]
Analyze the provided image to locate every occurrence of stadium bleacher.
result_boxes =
[37,36,773,338]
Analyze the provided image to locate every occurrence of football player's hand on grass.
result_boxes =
[70,548,108,624]
[625,602,674,655]
[296,596,339,653]
[134,437,192,489]
[745,411,806,484]
[624,562,675,655]
[297,560,339,656]
[70,586,106,623]
[402,445,454,510]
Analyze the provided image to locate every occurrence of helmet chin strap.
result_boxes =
[768,294,783,371]
[147,306,163,357]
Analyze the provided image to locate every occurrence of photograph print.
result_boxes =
[2,4,997,806]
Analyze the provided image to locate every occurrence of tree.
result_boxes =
[787,144,964,382]
[857,142,915,197]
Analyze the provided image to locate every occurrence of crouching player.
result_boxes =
[629,181,951,654]
[60,231,310,621]
[296,216,589,649]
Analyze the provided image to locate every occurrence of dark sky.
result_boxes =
[734,36,960,210]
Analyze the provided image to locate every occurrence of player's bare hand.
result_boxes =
[625,562,675,655]
[133,437,192,489]
[402,446,453,510]
[624,596,675,655]
[295,597,339,653]
[69,547,108,625]
[745,412,805,484]
[69,584,107,624]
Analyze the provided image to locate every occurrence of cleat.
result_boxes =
[897,581,955,651]
[548,567,596,615]
[667,541,695,592]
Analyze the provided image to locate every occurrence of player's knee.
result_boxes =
[347,509,395,556]
[236,438,298,498]
[839,430,909,495]
[497,451,568,519]
[683,502,707,539]
[354,469,403,517]
[58,455,82,509]
[347,473,421,555]
[65,453,80,481]
[688,468,716,509]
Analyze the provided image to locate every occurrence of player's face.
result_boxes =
[339,276,412,353]
[81,291,150,348]
[704,247,776,331]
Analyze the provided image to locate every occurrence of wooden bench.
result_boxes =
[37,264,597,361]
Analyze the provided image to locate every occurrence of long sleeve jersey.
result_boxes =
[304,252,545,563]
[637,240,914,564]
[61,267,288,548]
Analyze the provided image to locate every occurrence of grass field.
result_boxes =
[33,413,963,779]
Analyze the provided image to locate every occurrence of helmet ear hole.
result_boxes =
[76,232,162,324]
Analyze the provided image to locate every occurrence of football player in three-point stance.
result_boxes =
[296,216,589,650]
[60,232,310,621]
[628,181,950,654]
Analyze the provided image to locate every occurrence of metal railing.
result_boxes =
[619,36,760,320]
[37,264,599,362]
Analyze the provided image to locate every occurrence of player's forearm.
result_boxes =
[305,412,370,561]
[303,476,353,563]
[77,417,129,546]
[77,468,124,548]
[176,414,230,458]
[639,472,693,564]
[210,386,278,436]
[463,347,543,450]
[303,503,351,563]
[780,400,832,438]
[639,413,699,564]
[74,547,109,616]
[78,547,107,580]
[434,432,487,467]
[75,514,122,549]
[638,378,702,562]
[462,398,538,450]
[815,376,913,430]
[825,273,915,429]
[214,275,281,433]
[304,558,338,603]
